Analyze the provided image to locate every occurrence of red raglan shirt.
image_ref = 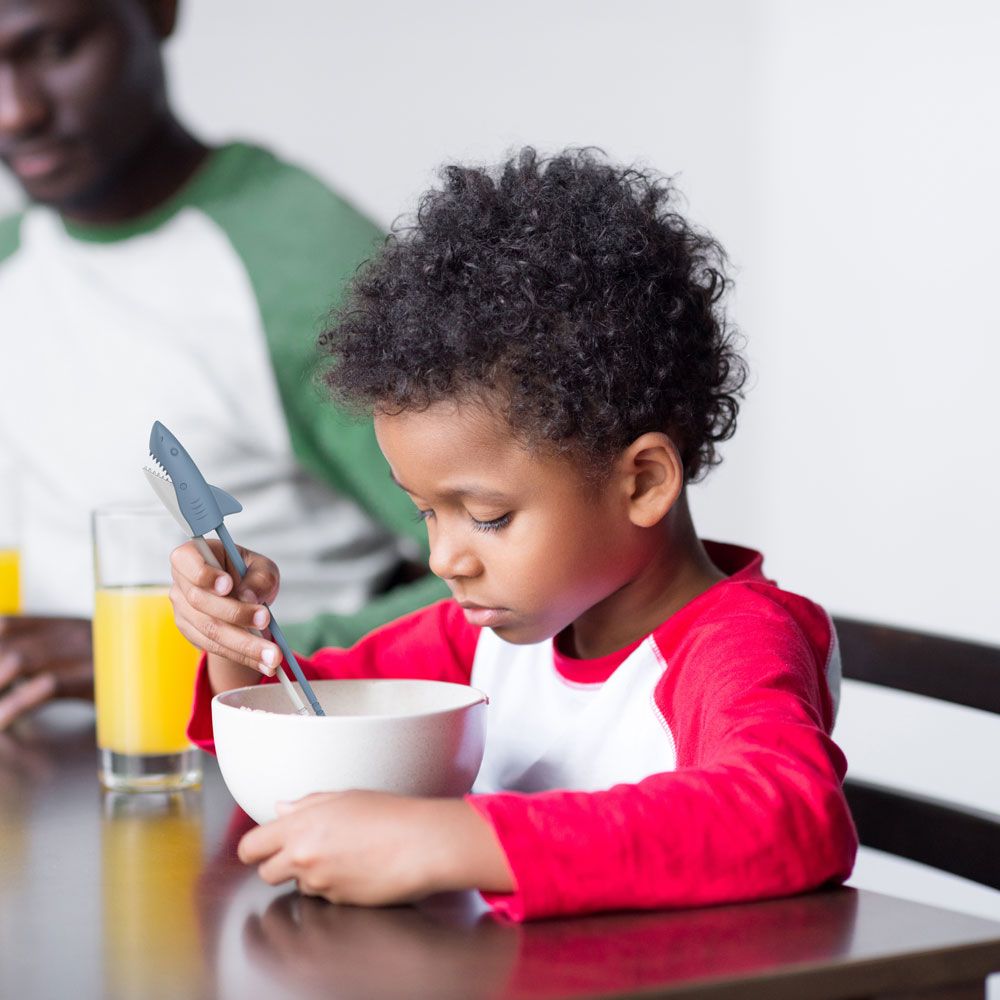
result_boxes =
[188,542,858,921]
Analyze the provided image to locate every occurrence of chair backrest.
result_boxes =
[834,616,1000,890]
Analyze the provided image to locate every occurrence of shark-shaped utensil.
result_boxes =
[143,466,309,716]
[145,421,325,717]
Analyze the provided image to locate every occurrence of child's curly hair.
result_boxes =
[321,147,747,481]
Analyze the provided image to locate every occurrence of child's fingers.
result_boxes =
[238,818,286,865]
[171,543,281,628]
[172,602,280,674]
[236,550,281,607]
[276,792,339,815]
[256,851,298,888]
[172,575,268,632]
[170,541,233,595]
[168,540,280,672]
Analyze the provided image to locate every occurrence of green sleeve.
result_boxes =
[0,213,21,265]
[195,145,447,648]
[280,573,448,651]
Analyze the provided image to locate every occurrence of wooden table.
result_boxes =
[2,703,1000,1000]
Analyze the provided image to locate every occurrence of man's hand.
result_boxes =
[0,616,92,730]
[237,790,515,906]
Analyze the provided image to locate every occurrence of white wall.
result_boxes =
[745,0,1000,923]
[2,0,998,920]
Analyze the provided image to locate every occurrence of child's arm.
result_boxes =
[171,548,510,899]
[468,615,858,920]
[232,614,855,919]
[237,790,515,903]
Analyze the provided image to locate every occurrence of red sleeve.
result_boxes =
[469,613,857,920]
[187,599,479,754]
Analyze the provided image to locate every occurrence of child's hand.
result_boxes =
[169,540,282,688]
[237,791,515,905]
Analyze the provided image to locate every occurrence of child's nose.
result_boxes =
[428,533,480,581]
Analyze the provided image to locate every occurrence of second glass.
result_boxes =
[0,469,20,614]
[92,505,202,791]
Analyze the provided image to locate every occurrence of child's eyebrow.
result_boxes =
[388,471,511,504]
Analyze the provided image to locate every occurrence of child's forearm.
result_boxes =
[424,798,515,895]
[207,652,260,695]
[236,789,516,907]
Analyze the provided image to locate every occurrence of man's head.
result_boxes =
[0,0,176,212]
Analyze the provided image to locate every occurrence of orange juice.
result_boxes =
[0,548,20,614]
[93,585,201,755]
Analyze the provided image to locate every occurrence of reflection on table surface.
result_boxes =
[102,789,206,998]
[2,702,1000,1000]
[202,869,860,1000]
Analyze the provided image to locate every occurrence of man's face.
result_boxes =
[375,400,643,647]
[0,0,167,211]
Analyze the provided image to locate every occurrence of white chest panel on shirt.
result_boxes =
[0,208,398,617]
[470,628,677,794]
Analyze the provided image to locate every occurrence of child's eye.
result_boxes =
[413,508,434,523]
[471,513,512,533]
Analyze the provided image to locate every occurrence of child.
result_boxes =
[173,148,857,921]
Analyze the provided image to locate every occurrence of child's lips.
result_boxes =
[457,602,510,628]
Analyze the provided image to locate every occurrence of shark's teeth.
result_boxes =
[145,454,171,480]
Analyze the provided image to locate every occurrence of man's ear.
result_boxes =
[616,432,684,528]
[143,0,179,40]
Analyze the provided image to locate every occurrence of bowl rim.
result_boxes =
[212,677,489,722]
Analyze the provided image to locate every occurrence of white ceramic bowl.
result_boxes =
[212,679,488,824]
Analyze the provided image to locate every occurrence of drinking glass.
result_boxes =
[92,505,202,790]
[0,469,20,614]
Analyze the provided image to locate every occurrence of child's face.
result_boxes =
[375,400,646,646]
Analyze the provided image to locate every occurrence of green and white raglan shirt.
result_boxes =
[0,142,446,651]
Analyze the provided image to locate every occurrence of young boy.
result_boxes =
[174,148,857,921]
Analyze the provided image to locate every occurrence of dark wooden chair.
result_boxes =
[835,616,1000,891]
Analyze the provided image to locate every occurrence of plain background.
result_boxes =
[1,0,998,922]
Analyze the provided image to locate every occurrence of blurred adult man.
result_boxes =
[0,0,444,727]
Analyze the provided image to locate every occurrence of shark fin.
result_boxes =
[210,485,243,517]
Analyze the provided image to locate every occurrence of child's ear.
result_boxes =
[617,432,684,528]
